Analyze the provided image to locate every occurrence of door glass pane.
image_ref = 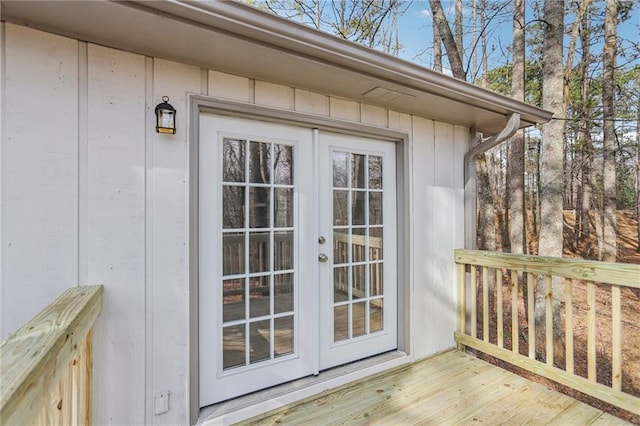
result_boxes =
[370,263,383,296]
[249,187,270,228]
[352,191,366,225]
[223,232,245,275]
[370,299,383,333]
[369,227,383,260]
[274,188,293,228]
[369,192,382,225]
[274,316,294,357]
[223,138,245,183]
[352,264,365,300]
[249,232,270,273]
[333,266,349,303]
[353,302,366,337]
[223,325,245,370]
[333,152,348,187]
[351,154,366,188]
[334,305,349,342]
[223,278,245,322]
[333,229,349,264]
[274,231,293,271]
[249,141,271,184]
[352,228,366,263]
[249,275,270,318]
[223,186,245,229]
[274,273,293,313]
[250,320,271,364]
[368,156,382,189]
[274,144,293,185]
[333,190,348,226]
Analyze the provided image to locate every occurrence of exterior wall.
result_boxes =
[0,23,467,425]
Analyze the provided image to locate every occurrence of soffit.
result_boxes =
[1,0,552,134]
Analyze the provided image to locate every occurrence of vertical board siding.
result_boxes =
[330,97,360,122]
[150,58,202,425]
[361,104,388,127]
[255,81,294,110]
[294,89,329,116]
[87,44,146,425]
[1,24,79,339]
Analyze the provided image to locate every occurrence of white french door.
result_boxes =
[199,114,397,407]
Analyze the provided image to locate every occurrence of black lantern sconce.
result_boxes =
[155,96,176,134]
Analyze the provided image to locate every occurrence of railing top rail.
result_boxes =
[454,249,640,288]
[0,285,103,422]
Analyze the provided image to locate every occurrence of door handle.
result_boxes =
[318,253,329,263]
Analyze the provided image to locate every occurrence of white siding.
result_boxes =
[1,23,467,423]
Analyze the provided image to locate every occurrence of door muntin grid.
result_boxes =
[221,137,297,372]
[332,151,385,343]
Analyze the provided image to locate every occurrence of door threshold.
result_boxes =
[197,350,408,425]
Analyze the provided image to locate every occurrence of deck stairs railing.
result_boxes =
[454,249,640,416]
[0,285,103,425]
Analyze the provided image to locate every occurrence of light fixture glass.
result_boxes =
[155,96,176,134]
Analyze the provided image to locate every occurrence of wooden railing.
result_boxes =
[1,285,103,425]
[454,249,640,416]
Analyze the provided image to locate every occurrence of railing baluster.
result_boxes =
[612,285,622,391]
[483,266,489,342]
[471,265,477,339]
[497,268,503,348]
[587,281,596,381]
[527,272,535,359]
[456,263,466,339]
[511,270,519,355]
[565,278,574,374]
[545,275,553,366]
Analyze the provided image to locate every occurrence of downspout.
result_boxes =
[464,112,521,249]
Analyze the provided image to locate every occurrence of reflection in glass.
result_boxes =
[250,320,271,364]
[368,156,382,189]
[370,299,383,332]
[333,229,349,264]
[333,266,349,303]
[369,227,383,260]
[249,187,270,228]
[274,231,293,271]
[334,305,349,342]
[274,144,293,185]
[351,154,366,188]
[352,228,366,263]
[223,186,245,229]
[370,263,383,296]
[352,191,366,225]
[333,152,348,187]
[223,232,245,276]
[223,278,245,322]
[274,188,293,228]
[369,192,383,225]
[249,232,270,273]
[249,141,271,184]
[353,302,366,337]
[274,273,293,313]
[223,138,245,183]
[352,264,366,299]
[223,325,245,370]
[274,316,294,357]
[249,275,270,318]
[333,190,348,226]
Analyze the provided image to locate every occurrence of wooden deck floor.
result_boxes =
[239,350,628,425]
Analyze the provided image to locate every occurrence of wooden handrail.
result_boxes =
[1,285,103,425]
[454,249,640,416]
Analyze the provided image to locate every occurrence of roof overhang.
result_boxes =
[1,0,552,134]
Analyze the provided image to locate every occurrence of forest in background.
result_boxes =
[250,0,640,266]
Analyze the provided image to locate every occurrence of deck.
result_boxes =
[240,350,628,425]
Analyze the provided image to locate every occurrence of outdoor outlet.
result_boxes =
[154,390,170,415]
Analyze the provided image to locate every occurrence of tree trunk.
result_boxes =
[433,17,443,72]
[636,90,640,253]
[601,0,617,262]
[537,0,565,352]
[429,0,466,80]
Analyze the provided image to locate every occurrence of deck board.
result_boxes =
[240,350,630,425]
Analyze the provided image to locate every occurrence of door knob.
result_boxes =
[318,253,328,263]
[318,236,326,244]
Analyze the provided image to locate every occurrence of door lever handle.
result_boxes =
[318,253,328,263]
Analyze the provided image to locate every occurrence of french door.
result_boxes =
[199,114,397,407]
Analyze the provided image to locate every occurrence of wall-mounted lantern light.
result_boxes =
[155,96,176,134]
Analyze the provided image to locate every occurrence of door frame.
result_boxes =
[188,95,412,424]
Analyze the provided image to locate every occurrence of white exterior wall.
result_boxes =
[0,23,467,425]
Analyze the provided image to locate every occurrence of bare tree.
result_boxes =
[601,0,618,262]
[429,0,466,80]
